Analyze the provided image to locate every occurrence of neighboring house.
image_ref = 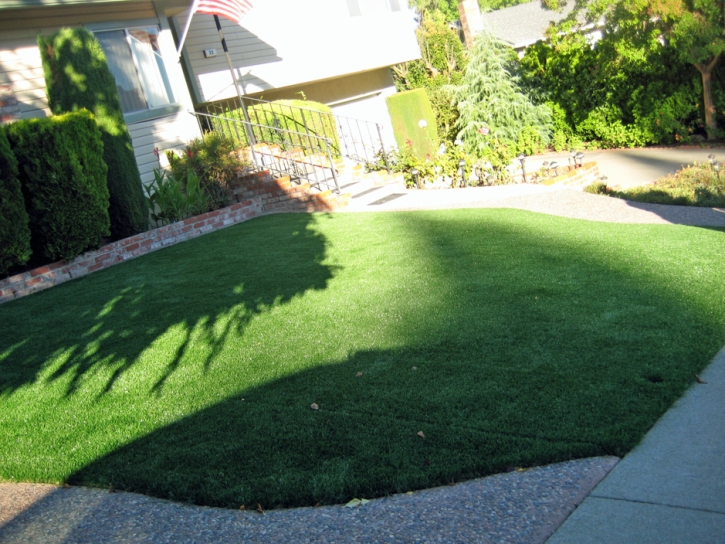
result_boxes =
[472,1,601,55]
[0,0,421,184]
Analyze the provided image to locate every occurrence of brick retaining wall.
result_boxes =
[0,168,356,305]
[541,162,601,186]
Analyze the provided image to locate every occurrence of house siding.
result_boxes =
[0,2,201,184]
[176,0,420,103]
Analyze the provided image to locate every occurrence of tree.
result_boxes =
[447,31,552,154]
[39,28,149,238]
[544,0,725,140]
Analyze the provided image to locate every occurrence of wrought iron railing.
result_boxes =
[191,111,340,194]
[196,96,391,172]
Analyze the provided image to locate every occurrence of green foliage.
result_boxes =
[224,100,340,155]
[0,128,31,275]
[520,28,708,148]
[145,169,210,226]
[5,111,110,262]
[609,163,725,207]
[167,133,248,210]
[447,31,552,155]
[386,89,439,159]
[38,27,148,239]
[544,0,725,139]
[379,140,513,187]
[408,0,460,22]
[479,0,532,10]
[583,181,609,195]
[392,16,467,142]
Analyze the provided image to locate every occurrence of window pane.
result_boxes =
[96,30,147,114]
[128,28,174,108]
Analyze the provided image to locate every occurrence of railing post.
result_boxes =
[376,123,391,174]
[325,138,340,194]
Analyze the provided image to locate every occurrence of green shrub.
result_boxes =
[38,27,148,239]
[222,100,340,156]
[167,133,249,209]
[145,169,210,226]
[0,128,31,275]
[609,163,725,207]
[583,181,609,195]
[386,89,439,159]
[6,111,110,262]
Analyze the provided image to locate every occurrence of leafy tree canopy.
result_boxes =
[543,0,725,139]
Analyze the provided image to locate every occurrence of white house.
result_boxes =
[0,0,421,183]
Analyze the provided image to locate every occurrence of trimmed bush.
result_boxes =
[222,99,340,155]
[6,111,110,262]
[386,89,438,159]
[0,128,31,275]
[38,27,147,239]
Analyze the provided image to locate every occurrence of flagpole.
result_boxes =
[213,14,257,161]
[176,0,200,58]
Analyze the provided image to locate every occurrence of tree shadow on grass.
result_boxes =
[0,213,336,399]
[61,210,725,510]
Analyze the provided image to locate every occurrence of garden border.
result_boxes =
[0,169,351,305]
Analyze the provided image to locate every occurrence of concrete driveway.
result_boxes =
[524,146,725,189]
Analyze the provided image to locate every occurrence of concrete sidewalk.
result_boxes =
[547,347,725,543]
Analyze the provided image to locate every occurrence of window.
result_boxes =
[95,27,174,115]
[347,0,401,17]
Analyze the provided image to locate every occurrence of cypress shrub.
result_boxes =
[6,111,110,262]
[386,89,438,159]
[38,27,147,239]
[0,128,31,275]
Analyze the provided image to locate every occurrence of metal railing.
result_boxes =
[196,96,391,172]
[192,110,340,194]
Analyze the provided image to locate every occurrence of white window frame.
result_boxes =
[94,25,175,115]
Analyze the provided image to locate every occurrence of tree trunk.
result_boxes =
[695,55,720,140]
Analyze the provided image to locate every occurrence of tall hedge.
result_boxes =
[386,89,438,159]
[0,128,31,275]
[6,111,110,262]
[38,27,147,239]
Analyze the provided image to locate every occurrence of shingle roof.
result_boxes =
[479,1,574,49]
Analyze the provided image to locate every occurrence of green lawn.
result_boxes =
[1,209,724,509]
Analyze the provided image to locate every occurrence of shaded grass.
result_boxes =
[1,209,724,509]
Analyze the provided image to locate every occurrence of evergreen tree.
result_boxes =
[38,28,148,238]
[447,31,553,154]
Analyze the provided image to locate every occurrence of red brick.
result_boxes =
[30,266,50,277]
[88,263,104,272]
[193,221,206,229]
[125,243,140,252]
[26,277,42,286]
[212,221,224,228]
[95,253,112,264]
[141,238,153,246]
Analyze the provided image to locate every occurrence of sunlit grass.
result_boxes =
[1,209,724,508]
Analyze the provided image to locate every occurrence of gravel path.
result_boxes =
[0,458,617,543]
[365,186,725,227]
[2,186,722,543]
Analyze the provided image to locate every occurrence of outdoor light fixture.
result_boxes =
[708,154,716,166]
[714,161,721,179]
[575,152,584,168]
[569,149,576,168]
[411,167,420,189]
[458,159,466,188]
[550,161,559,176]
[543,161,550,179]
[517,153,527,183]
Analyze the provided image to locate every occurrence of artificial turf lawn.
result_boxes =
[1,209,724,509]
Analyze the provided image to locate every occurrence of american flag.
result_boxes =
[195,0,252,25]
